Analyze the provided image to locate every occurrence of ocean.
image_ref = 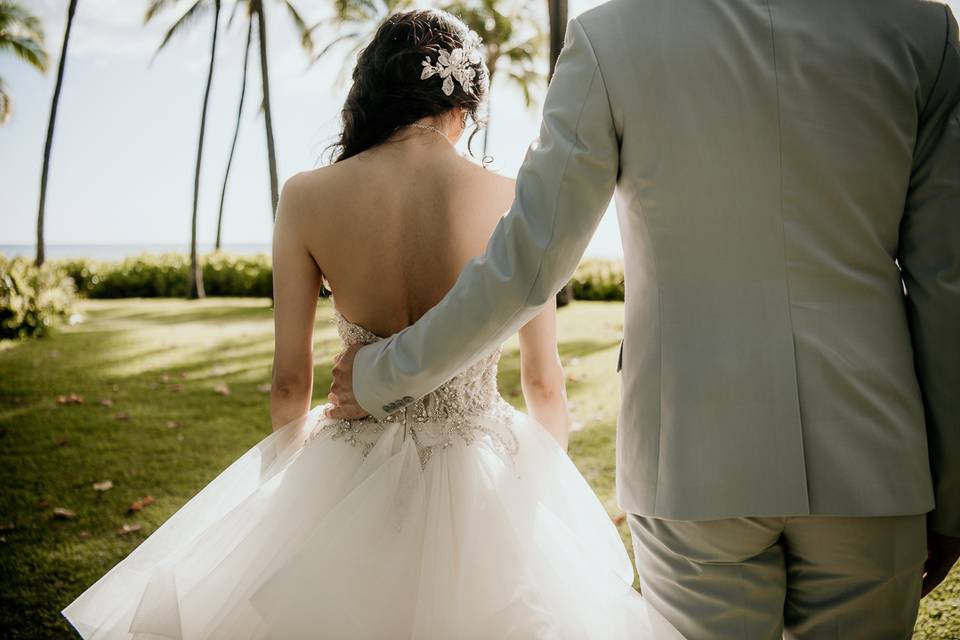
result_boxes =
[0,244,273,261]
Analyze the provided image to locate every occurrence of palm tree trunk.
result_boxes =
[547,0,568,79]
[255,1,280,218]
[216,16,253,251]
[187,0,221,299]
[36,0,79,267]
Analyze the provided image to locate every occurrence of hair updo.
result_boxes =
[329,9,489,163]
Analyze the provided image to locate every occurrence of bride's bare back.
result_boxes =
[294,133,514,336]
[270,128,570,448]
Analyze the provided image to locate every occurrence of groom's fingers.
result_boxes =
[324,402,368,420]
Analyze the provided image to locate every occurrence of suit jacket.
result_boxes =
[353,0,960,536]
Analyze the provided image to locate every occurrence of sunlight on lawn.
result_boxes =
[0,298,956,639]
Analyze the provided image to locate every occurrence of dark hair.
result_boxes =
[329,9,488,163]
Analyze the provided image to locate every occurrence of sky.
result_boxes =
[2,1,957,259]
[1,0,623,257]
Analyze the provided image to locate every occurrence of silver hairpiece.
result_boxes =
[420,30,485,96]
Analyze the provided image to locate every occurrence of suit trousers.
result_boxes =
[628,514,926,639]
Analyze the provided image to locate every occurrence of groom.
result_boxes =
[328,1,960,637]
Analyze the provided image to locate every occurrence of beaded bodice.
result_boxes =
[308,311,518,468]
[334,311,503,417]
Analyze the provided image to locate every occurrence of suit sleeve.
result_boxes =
[899,5,960,537]
[352,17,620,419]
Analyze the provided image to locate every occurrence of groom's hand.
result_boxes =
[922,531,960,598]
[325,345,369,420]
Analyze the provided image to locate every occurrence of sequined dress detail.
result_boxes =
[310,312,519,468]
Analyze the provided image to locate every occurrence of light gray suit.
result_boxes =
[353,0,960,636]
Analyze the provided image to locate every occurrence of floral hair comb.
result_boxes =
[420,30,485,96]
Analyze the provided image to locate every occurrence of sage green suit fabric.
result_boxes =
[353,1,960,536]
[628,514,926,640]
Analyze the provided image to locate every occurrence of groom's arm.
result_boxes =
[351,17,619,419]
[899,5,960,539]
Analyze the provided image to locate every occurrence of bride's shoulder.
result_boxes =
[460,159,515,204]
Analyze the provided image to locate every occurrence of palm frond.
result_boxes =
[0,76,10,125]
[144,0,185,24]
[280,0,314,53]
[153,0,212,57]
[0,33,49,71]
[311,30,362,63]
[226,1,242,29]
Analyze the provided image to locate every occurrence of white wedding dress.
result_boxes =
[62,312,680,639]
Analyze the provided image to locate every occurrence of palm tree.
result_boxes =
[0,1,48,125]
[321,0,545,157]
[146,0,224,298]
[215,5,253,250]
[35,0,77,267]
[546,0,565,79]
[248,0,315,219]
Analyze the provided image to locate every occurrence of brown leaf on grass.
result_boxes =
[256,383,271,394]
[99,398,114,407]
[54,436,67,446]
[612,512,627,526]
[92,480,113,492]
[165,420,181,429]
[127,495,155,513]
[57,392,84,405]
[114,412,131,421]
[213,382,230,397]
[117,523,142,536]
[52,507,75,519]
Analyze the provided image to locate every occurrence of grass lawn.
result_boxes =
[1,298,956,638]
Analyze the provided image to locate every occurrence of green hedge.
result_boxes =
[52,254,626,302]
[0,257,76,340]
[56,253,273,299]
[570,260,624,301]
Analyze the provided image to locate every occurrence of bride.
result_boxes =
[62,9,679,639]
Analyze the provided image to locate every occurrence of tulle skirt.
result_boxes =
[62,404,680,639]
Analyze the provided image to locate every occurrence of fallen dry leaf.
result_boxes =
[127,495,155,513]
[57,392,84,405]
[99,398,114,407]
[92,480,113,492]
[256,383,271,394]
[213,382,230,397]
[165,420,181,429]
[52,507,75,519]
[114,412,131,421]
[117,523,142,536]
